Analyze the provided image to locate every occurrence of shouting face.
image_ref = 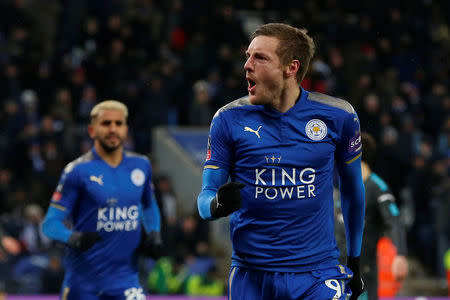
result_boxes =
[244,35,286,106]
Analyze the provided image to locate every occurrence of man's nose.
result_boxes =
[109,123,118,131]
[244,57,253,71]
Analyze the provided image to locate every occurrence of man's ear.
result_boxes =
[87,124,95,139]
[285,59,300,79]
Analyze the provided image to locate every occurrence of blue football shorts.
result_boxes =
[228,264,354,300]
[61,280,146,300]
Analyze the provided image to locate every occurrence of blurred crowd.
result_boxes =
[0,0,448,295]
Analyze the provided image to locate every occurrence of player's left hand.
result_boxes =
[140,231,164,259]
[347,256,365,300]
[211,182,245,218]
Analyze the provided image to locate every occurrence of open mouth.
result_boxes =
[247,78,256,92]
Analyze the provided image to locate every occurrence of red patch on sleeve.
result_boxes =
[52,191,61,202]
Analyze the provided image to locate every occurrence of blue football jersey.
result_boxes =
[49,148,155,292]
[206,87,362,272]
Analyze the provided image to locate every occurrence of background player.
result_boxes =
[197,23,365,300]
[335,132,408,299]
[41,100,162,300]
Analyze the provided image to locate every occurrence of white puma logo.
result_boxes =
[90,175,104,186]
[244,126,262,138]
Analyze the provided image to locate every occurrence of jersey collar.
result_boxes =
[91,147,126,167]
[262,86,308,116]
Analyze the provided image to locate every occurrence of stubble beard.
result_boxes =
[98,137,123,153]
[250,83,282,107]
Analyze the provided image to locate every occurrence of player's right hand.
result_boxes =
[68,231,102,251]
[210,182,245,218]
[347,256,365,300]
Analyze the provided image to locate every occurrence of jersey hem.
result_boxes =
[230,256,340,273]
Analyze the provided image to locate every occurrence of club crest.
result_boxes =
[305,119,327,141]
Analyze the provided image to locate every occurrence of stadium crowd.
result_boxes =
[0,0,448,296]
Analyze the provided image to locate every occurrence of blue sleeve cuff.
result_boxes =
[41,205,72,243]
[197,168,229,220]
[198,190,216,219]
[141,196,161,233]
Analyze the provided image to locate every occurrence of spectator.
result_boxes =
[0,168,14,214]
[40,252,64,294]
[147,256,189,295]
[19,204,51,254]
[154,175,178,254]
[188,80,213,126]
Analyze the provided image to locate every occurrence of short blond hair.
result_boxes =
[90,100,128,122]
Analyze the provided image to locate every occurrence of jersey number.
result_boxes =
[325,279,342,299]
[124,287,145,300]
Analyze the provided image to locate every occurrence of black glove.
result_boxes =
[68,231,101,251]
[210,182,245,218]
[140,231,164,259]
[347,256,365,300]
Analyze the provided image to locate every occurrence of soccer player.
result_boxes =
[42,100,162,300]
[336,132,408,299]
[197,23,365,300]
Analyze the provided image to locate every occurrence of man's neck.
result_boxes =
[94,144,123,167]
[273,83,301,113]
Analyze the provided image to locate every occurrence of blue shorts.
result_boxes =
[61,280,146,300]
[228,264,353,300]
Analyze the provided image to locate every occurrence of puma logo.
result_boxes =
[90,175,104,186]
[244,125,262,138]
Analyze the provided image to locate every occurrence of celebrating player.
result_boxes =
[197,23,365,300]
[42,100,162,300]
